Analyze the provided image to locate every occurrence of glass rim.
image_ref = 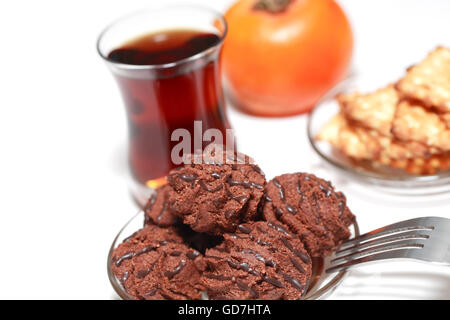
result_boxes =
[96,4,228,71]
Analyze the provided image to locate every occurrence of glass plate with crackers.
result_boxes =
[308,47,450,194]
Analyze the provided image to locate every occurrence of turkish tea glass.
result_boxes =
[97,6,230,206]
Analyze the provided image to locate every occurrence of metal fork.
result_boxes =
[326,217,450,274]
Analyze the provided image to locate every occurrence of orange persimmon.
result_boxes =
[223,0,353,117]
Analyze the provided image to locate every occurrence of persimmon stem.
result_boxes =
[253,0,293,13]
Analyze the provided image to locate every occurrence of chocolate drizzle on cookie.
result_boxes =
[136,269,151,279]
[227,176,264,190]
[144,193,157,225]
[121,271,129,284]
[211,172,222,179]
[113,244,160,267]
[279,272,304,291]
[225,186,248,203]
[144,288,158,297]
[165,260,186,280]
[186,250,200,260]
[156,201,168,223]
[238,224,252,234]
[281,238,311,265]
[199,180,223,193]
[263,276,285,288]
[272,178,297,215]
[180,174,198,183]
[267,222,291,236]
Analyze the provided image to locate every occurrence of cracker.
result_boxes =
[317,114,380,160]
[338,85,398,137]
[316,113,343,147]
[440,112,450,129]
[392,100,450,150]
[317,113,435,161]
[396,47,450,112]
[380,153,450,175]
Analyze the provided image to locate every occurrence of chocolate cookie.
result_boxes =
[263,173,355,257]
[167,152,266,235]
[144,184,178,227]
[111,225,204,300]
[201,221,312,300]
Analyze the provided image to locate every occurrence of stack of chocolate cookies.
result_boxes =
[111,151,355,300]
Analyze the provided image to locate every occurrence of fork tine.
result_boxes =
[326,249,419,274]
[340,217,434,249]
[330,239,426,264]
[334,230,431,258]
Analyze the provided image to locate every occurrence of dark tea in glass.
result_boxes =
[98,7,231,206]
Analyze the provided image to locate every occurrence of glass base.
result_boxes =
[129,176,167,208]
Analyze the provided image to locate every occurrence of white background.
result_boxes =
[1,0,450,299]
